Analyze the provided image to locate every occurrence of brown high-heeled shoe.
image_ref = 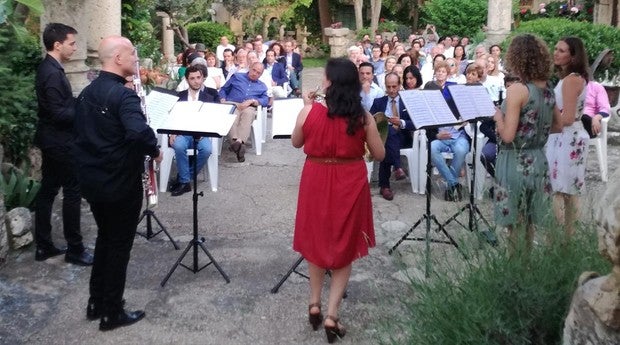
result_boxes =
[308,303,323,331]
[324,315,346,343]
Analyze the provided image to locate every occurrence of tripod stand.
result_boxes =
[388,130,462,276]
[137,195,179,250]
[271,256,307,293]
[160,136,230,286]
[440,122,496,246]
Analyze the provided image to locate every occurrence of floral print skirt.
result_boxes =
[545,123,589,195]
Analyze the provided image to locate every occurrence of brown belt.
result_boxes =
[306,156,363,164]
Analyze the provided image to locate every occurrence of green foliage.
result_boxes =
[0,24,39,164]
[388,226,610,345]
[187,21,234,52]
[377,19,399,33]
[121,0,161,62]
[420,0,488,37]
[510,18,620,78]
[0,165,40,210]
[518,0,595,23]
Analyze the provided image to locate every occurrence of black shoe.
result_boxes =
[444,184,462,202]
[168,178,180,192]
[236,143,246,162]
[87,299,126,321]
[170,182,191,196]
[65,250,94,266]
[35,245,66,261]
[99,309,145,331]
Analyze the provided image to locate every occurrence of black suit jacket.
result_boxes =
[370,96,415,149]
[177,87,220,103]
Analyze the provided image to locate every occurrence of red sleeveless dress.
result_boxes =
[293,103,376,269]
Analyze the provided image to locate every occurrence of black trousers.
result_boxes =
[88,194,142,314]
[34,147,83,253]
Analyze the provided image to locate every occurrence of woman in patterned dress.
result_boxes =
[545,37,589,237]
[292,58,385,342]
[493,34,561,252]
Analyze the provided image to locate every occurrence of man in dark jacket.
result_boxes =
[74,35,162,331]
[34,23,93,266]
[168,65,220,196]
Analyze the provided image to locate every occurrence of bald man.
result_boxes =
[74,35,162,331]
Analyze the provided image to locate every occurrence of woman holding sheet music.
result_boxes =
[291,58,385,343]
[493,34,562,253]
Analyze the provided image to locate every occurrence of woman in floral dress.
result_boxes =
[493,34,561,252]
[545,37,589,237]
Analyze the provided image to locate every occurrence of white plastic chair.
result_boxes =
[250,105,265,155]
[158,134,220,192]
[588,116,610,182]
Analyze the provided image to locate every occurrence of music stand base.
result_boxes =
[270,255,348,298]
[137,209,180,250]
[161,237,230,286]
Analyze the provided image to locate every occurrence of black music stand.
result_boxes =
[156,104,236,286]
[388,128,462,276]
[136,191,180,250]
[439,84,498,245]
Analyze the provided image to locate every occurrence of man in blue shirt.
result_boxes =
[219,62,269,162]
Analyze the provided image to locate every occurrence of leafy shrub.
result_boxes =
[0,25,40,164]
[419,0,487,37]
[377,19,399,33]
[0,164,40,211]
[387,225,610,345]
[509,18,620,78]
[395,24,412,42]
[187,21,234,52]
[121,0,162,62]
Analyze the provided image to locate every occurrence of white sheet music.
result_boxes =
[159,112,237,137]
[145,91,179,132]
[272,98,305,138]
[447,84,496,121]
[399,90,458,128]
[197,102,236,115]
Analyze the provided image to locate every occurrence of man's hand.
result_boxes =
[238,99,256,111]
[437,131,452,140]
[154,149,164,163]
[361,80,371,94]
[168,134,176,146]
[592,115,603,135]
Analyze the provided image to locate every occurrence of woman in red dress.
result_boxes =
[291,58,385,343]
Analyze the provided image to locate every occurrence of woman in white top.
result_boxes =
[484,55,506,104]
[205,52,224,90]
[377,56,397,91]
[545,37,589,238]
[446,58,466,84]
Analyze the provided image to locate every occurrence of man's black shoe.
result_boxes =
[65,250,94,266]
[35,245,66,261]
[99,309,145,331]
[170,182,191,196]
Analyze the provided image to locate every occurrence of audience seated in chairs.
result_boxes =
[370,73,416,201]
[219,62,269,162]
[169,65,220,196]
[424,60,470,201]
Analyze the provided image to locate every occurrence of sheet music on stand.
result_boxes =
[272,98,305,139]
[158,103,236,138]
[447,84,496,121]
[145,90,180,132]
[399,90,460,129]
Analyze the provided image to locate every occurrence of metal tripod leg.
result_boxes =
[137,209,180,250]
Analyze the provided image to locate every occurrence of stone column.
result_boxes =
[486,0,512,44]
[324,27,351,58]
[41,0,91,93]
[85,0,121,69]
[157,11,175,62]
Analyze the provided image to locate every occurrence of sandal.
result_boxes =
[308,303,323,331]
[324,315,346,343]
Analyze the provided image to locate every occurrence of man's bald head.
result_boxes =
[98,35,136,77]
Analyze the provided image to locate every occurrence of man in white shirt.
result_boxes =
[216,36,235,64]
[358,62,383,112]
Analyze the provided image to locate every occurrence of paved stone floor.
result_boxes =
[0,68,618,345]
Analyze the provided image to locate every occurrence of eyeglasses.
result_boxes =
[448,63,455,67]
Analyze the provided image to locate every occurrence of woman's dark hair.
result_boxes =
[489,44,501,54]
[397,53,412,65]
[402,65,423,89]
[433,54,446,65]
[556,36,590,80]
[453,45,465,59]
[324,58,366,135]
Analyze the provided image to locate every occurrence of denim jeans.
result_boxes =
[430,135,470,187]
[172,136,211,183]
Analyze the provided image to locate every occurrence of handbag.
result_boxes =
[580,115,597,138]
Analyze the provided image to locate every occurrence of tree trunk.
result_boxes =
[318,0,332,43]
[369,0,382,35]
[612,0,619,27]
[353,0,363,31]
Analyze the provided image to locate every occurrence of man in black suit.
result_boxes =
[33,23,93,265]
[283,39,303,96]
[370,73,416,200]
[169,65,220,196]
